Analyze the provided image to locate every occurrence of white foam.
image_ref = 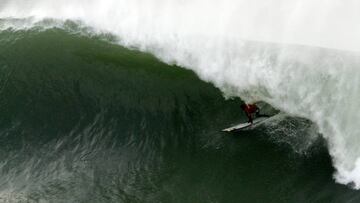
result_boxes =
[1,0,360,188]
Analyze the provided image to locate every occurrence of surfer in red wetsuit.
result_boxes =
[241,103,260,124]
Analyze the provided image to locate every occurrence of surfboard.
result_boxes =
[221,117,269,132]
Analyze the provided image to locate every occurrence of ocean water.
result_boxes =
[1,1,360,202]
[0,23,353,203]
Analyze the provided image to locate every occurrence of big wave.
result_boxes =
[1,0,360,188]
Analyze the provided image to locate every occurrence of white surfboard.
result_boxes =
[222,117,269,132]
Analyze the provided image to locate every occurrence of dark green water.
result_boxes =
[0,28,358,202]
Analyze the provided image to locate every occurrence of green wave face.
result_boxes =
[0,28,354,202]
[0,28,240,202]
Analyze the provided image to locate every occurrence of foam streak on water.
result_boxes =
[1,0,360,188]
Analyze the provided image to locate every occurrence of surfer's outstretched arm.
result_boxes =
[255,108,270,118]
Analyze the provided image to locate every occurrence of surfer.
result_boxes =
[222,103,272,132]
[241,103,260,124]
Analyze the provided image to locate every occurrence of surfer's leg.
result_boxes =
[248,114,253,123]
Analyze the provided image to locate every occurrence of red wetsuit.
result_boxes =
[241,104,259,124]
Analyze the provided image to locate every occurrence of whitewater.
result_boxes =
[1,0,360,188]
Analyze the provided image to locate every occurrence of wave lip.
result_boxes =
[1,0,360,52]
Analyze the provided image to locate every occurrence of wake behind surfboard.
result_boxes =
[222,117,269,133]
